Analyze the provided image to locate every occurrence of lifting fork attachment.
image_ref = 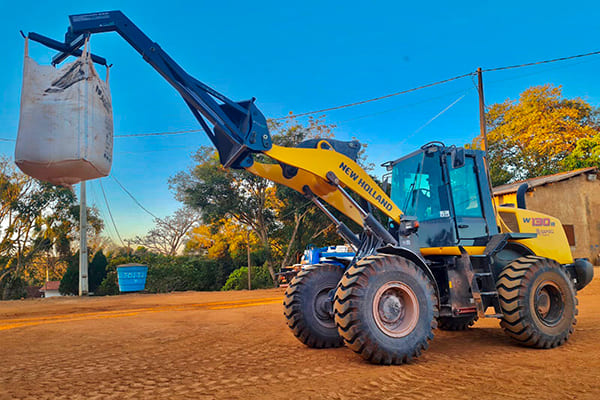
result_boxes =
[26,10,402,248]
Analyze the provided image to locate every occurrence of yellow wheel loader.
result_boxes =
[28,11,594,365]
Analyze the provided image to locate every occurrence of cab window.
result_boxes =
[449,157,483,218]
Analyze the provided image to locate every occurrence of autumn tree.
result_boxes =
[486,84,600,185]
[131,207,201,256]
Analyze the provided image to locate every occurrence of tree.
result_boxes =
[89,250,108,292]
[1,157,104,298]
[170,148,281,282]
[170,116,348,283]
[486,84,600,185]
[131,207,201,256]
[562,134,600,170]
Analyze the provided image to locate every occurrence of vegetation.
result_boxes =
[0,158,102,299]
[170,116,349,286]
[485,84,600,186]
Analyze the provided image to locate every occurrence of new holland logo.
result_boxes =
[339,161,393,211]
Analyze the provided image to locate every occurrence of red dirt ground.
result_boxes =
[1,271,599,400]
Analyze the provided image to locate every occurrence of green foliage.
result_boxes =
[59,253,80,296]
[562,134,600,170]
[221,264,273,291]
[0,276,26,300]
[89,250,108,293]
[95,271,119,296]
[1,157,105,299]
[145,258,221,293]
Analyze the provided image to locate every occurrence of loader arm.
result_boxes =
[26,10,402,246]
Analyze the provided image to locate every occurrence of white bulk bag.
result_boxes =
[15,39,113,186]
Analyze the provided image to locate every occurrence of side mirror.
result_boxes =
[451,147,465,169]
[381,173,391,194]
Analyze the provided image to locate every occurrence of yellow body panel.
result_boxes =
[265,144,402,223]
[498,207,573,264]
[245,161,364,226]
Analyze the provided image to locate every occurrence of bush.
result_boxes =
[89,250,108,293]
[0,276,27,300]
[221,264,273,291]
[144,258,226,293]
[59,258,79,296]
[95,270,119,296]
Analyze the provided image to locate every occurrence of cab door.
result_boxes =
[448,155,488,244]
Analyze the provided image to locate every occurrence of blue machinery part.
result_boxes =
[26,11,271,169]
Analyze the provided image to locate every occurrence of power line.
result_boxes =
[110,174,160,220]
[89,180,120,245]
[482,49,600,73]
[98,179,126,247]
[334,87,473,125]
[272,72,476,121]
[114,128,202,137]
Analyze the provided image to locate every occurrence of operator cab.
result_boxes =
[385,142,498,248]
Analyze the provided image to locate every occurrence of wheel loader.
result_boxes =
[27,11,594,365]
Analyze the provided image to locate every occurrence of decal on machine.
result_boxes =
[339,161,393,211]
[522,217,556,236]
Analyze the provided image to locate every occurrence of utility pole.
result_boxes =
[477,67,498,215]
[79,181,88,296]
[477,67,488,151]
[247,230,252,290]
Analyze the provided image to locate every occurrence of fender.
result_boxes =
[376,246,441,307]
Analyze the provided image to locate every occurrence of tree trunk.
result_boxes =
[280,209,310,269]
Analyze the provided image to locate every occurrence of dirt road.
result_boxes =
[1,272,599,400]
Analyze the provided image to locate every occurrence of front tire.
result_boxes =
[497,256,577,348]
[283,264,345,348]
[334,255,437,365]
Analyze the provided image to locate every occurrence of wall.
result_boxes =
[495,173,600,263]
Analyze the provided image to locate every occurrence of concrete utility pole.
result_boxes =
[247,230,252,290]
[79,181,88,296]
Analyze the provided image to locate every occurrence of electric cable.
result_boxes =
[98,179,126,247]
[272,72,476,121]
[110,175,160,220]
[481,50,600,73]
[89,180,120,246]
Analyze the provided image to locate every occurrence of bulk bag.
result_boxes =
[15,39,113,186]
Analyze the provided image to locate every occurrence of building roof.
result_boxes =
[40,281,60,291]
[493,167,598,196]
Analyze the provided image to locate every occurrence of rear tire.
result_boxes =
[437,315,478,331]
[334,255,437,365]
[497,256,577,348]
[283,264,345,348]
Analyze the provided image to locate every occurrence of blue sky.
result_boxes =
[2,1,600,242]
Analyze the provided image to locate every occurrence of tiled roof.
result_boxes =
[40,281,61,291]
[493,167,598,195]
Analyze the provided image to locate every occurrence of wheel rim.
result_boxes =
[313,288,335,328]
[372,281,419,338]
[534,280,564,327]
